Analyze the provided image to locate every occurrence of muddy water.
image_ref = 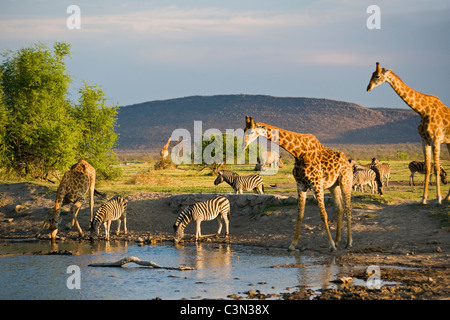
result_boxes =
[0,240,367,300]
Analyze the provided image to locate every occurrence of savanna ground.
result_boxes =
[0,149,449,300]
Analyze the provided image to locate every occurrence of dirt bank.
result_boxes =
[0,182,449,300]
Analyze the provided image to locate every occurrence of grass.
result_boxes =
[1,154,449,225]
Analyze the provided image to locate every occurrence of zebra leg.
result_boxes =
[103,221,109,240]
[216,217,223,236]
[409,172,414,186]
[224,214,230,237]
[123,214,128,234]
[289,190,306,251]
[106,220,111,240]
[116,219,121,236]
[195,220,202,241]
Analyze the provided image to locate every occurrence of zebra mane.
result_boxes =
[174,205,194,230]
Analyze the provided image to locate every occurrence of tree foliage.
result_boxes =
[0,42,120,180]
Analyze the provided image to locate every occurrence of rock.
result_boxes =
[135,237,144,243]
[330,277,353,284]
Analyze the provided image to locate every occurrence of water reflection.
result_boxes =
[0,241,354,300]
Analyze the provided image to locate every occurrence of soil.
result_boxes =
[0,182,449,300]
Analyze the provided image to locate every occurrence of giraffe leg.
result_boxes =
[445,144,450,201]
[341,179,353,248]
[315,188,336,252]
[36,209,53,238]
[329,185,343,247]
[433,143,442,205]
[422,144,432,205]
[289,190,306,251]
[71,202,84,237]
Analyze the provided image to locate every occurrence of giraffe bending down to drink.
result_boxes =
[367,62,450,205]
[244,116,353,251]
[36,160,97,240]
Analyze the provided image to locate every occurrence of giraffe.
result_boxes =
[367,62,450,205]
[244,116,353,251]
[36,160,96,240]
[160,137,171,160]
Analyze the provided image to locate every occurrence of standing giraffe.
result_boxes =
[160,137,171,160]
[36,160,96,240]
[244,116,353,251]
[367,62,450,205]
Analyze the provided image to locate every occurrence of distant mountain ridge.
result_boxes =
[116,94,420,151]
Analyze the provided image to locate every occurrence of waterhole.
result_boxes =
[0,240,386,300]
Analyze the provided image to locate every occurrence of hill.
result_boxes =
[116,94,420,151]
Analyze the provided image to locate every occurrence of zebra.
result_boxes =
[352,164,383,195]
[173,195,230,243]
[408,161,447,186]
[90,196,127,240]
[371,158,391,186]
[214,170,264,194]
[352,168,377,193]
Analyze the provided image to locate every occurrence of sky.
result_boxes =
[1,0,449,108]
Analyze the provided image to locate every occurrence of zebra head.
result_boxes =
[366,62,392,92]
[173,221,184,244]
[48,208,62,231]
[214,171,225,185]
[90,220,101,237]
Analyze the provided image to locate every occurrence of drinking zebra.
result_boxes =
[173,195,230,243]
[214,170,264,194]
[408,161,447,186]
[352,168,377,193]
[90,196,127,240]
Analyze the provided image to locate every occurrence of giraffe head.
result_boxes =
[48,207,62,237]
[366,62,392,92]
[243,116,267,150]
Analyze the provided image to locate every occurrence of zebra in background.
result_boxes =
[352,168,377,193]
[173,196,230,243]
[351,162,383,195]
[408,161,448,186]
[371,158,392,186]
[214,170,264,194]
[90,196,127,240]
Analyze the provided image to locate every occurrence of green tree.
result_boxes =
[0,42,79,178]
[73,82,121,179]
[0,42,120,180]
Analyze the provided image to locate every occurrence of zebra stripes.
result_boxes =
[408,161,448,186]
[173,195,230,243]
[214,170,264,194]
[352,168,377,193]
[91,196,127,239]
[351,162,383,195]
[371,158,392,186]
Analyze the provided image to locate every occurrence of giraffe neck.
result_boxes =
[386,72,429,116]
[257,122,324,158]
